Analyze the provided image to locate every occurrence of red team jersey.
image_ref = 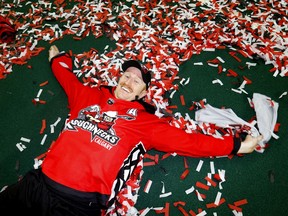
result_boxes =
[42,53,236,206]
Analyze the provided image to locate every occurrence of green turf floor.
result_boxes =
[1,1,288,215]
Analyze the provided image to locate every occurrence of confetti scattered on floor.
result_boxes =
[1,0,287,215]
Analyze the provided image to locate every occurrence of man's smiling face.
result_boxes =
[114,66,147,101]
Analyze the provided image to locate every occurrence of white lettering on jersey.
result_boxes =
[127,108,137,117]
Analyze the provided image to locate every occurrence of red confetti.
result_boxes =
[204,176,217,187]
[180,169,189,180]
[154,202,170,216]
[196,181,210,191]
[274,123,280,132]
[227,204,242,212]
[173,201,186,207]
[234,199,248,206]
[39,119,46,134]
[180,95,185,106]
[229,51,242,62]
[183,157,189,169]
[143,161,156,166]
[227,69,238,77]
[243,76,252,84]
[206,198,226,208]
[39,80,49,87]
[176,206,189,216]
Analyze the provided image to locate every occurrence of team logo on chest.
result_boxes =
[65,105,136,150]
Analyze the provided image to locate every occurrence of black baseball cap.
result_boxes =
[122,60,151,90]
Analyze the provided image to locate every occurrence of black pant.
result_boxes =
[0,169,108,216]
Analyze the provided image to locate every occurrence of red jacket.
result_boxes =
[42,53,237,197]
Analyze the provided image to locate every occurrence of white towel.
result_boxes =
[195,93,279,153]
[252,93,279,147]
[195,104,262,152]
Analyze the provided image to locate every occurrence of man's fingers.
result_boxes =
[237,134,263,154]
[48,45,60,62]
[257,135,263,142]
[253,134,263,143]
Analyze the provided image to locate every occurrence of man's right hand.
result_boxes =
[238,134,263,154]
[49,45,60,62]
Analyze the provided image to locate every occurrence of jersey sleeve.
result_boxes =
[50,53,88,110]
[149,119,237,157]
